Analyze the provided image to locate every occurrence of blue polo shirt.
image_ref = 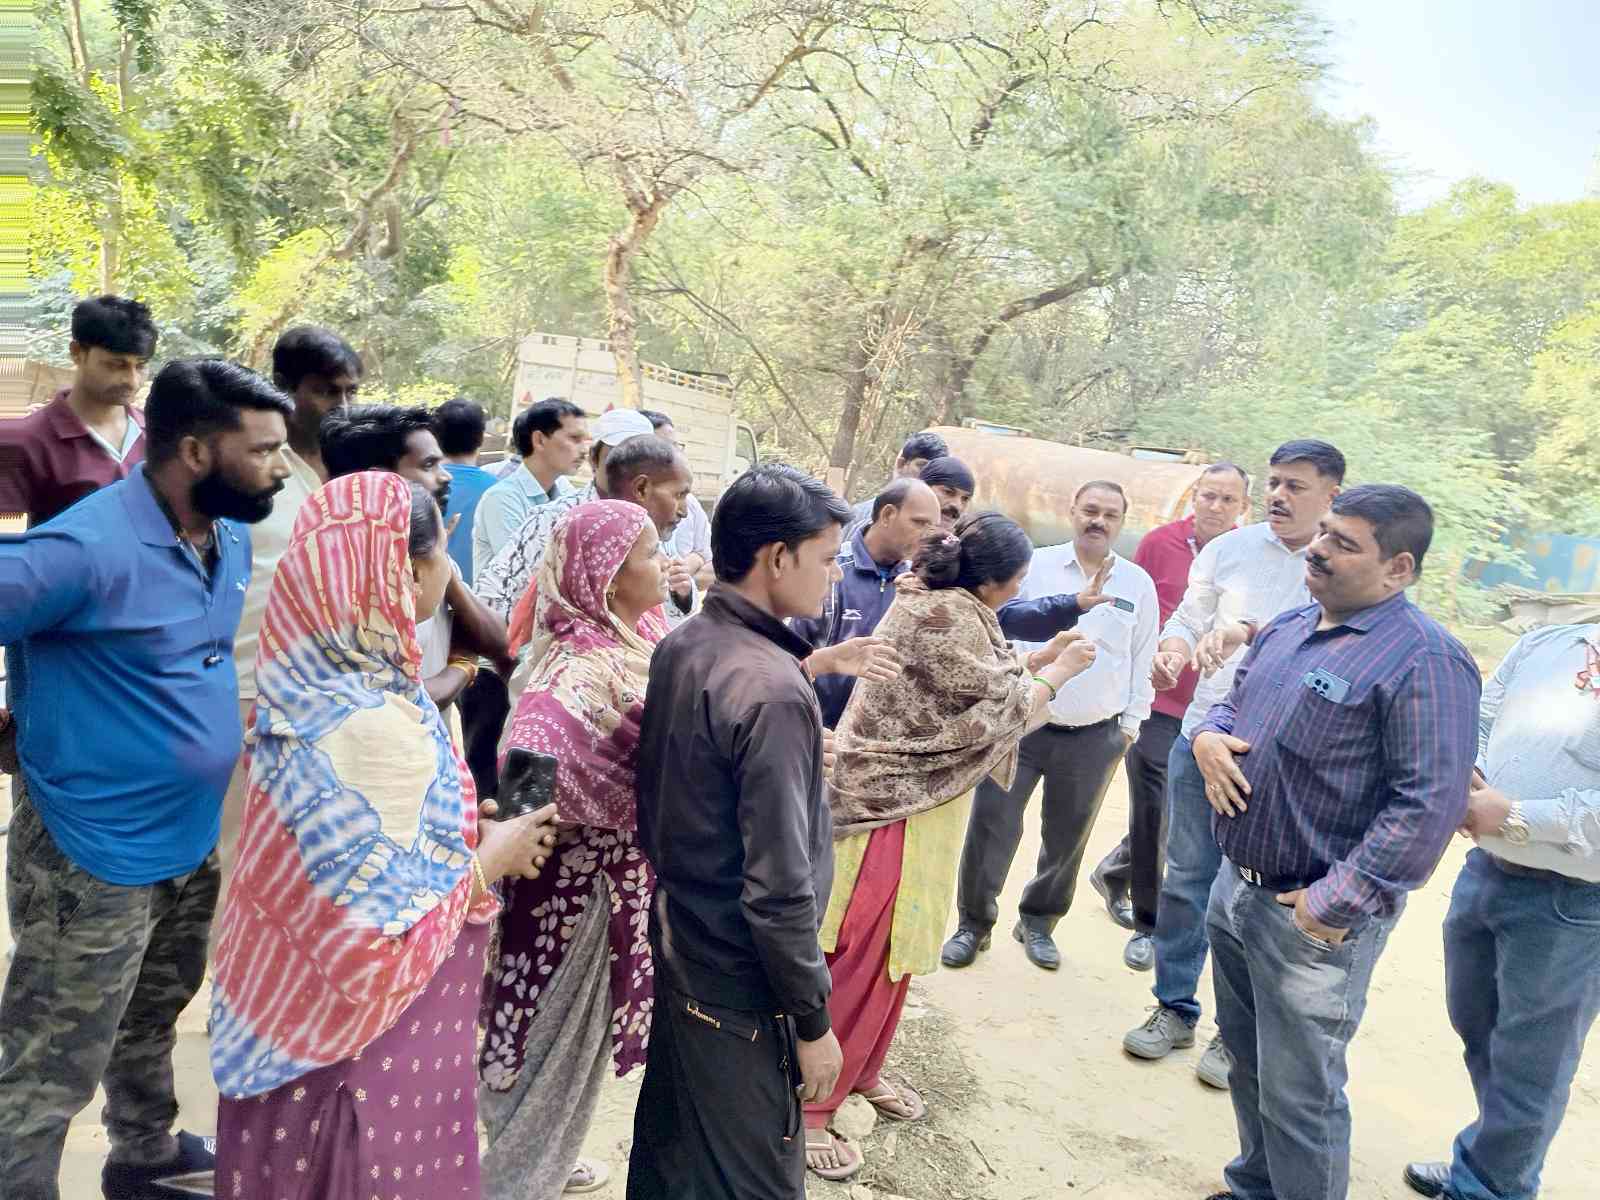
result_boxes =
[0,465,253,885]
[442,461,498,584]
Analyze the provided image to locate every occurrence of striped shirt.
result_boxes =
[1196,591,1481,928]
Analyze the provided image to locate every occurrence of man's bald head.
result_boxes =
[603,433,693,539]
[866,477,941,564]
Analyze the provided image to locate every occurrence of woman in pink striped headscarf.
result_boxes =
[478,498,670,1199]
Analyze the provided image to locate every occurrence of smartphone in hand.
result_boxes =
[496,749,558,820]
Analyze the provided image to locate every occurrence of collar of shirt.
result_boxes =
[513,463,573,505]
[46,390,144,455]
[1301,589,1410,637]
[848,525,905,581]
[704,584,814,660]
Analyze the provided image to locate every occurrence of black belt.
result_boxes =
[1489,855,1594,885]
[1234,862,1314,892]
[1043,715,1119,734]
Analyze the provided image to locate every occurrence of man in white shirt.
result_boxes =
[471,397,588,568]
[1122,439,1344,1089]
[943,481,1159,971]
[211,326,362,951]
[1402,624,1600,1200]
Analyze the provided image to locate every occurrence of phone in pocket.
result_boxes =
[496,749,558,820]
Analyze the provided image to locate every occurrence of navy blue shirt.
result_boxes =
[0,465,253,884]
[1197,593,1480,928]
[792,527,910,728]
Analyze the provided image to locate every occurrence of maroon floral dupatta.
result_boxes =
[479,500,668,1087]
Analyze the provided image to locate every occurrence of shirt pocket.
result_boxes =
[1276,681,1373,765]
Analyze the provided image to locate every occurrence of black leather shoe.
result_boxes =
[940,926,991,968]
[1013,921,1060,970]
[1402,1161,1451,1198]
[1089,863,1136,930]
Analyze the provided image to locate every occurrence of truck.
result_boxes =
[509,332,758,504]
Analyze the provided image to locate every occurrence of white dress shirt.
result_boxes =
[667,493,713,562]
[1473,624,1600,880]
[1013,542,1158,738]
[1161,521,1312,737]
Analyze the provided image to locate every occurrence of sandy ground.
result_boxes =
[6,764,1597,1199]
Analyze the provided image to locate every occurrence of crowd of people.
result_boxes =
[0,294,1594,1200]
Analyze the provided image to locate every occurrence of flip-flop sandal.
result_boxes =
[804,1128,863,1182]
[564,1157,611,1194]
[855,1078,928,1122]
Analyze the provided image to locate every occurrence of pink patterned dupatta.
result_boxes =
[481,500,667,1086]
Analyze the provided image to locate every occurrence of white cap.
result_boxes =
[591,408,655,447]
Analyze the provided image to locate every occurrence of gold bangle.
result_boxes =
[470,853,491,900]
[447,656,479,687]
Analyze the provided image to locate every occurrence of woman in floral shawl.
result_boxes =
[210,471,556,1199]
[805,513,1097,1181]
[478,499,670,1199]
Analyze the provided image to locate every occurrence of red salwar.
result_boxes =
[804,819,912,1129]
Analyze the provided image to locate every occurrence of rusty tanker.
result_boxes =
[924,426,1216,552]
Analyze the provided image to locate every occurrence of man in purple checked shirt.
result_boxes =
[1189,484,1481,1200]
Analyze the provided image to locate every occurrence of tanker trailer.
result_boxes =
[925,426,1214,554]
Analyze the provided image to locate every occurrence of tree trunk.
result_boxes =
[831,324,877,485]
[603,195,669,409]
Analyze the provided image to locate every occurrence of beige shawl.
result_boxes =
[830,575,1037,839]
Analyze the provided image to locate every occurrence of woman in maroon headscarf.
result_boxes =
[477,499,670,1198]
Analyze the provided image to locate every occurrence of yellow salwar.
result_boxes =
[819,791,973,982]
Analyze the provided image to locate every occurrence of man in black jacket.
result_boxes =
[630,463,850,1200]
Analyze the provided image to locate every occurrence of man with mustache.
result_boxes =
[944,480,1160,971]
[918,456,976,531]
[321,404,511,716]
[210,326,363,955]
[1123,440,1344,1089]
[1191,485,1479,1200]
[0,359,292,1200]
[1091,463,1251,972]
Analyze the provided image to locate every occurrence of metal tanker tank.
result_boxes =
[927,426,1210,553]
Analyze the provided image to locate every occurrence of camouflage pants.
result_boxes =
[0,784,219,1200]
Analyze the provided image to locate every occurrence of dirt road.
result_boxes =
[15,766,1598,1198]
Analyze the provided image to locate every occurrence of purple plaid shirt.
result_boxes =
[1196,591,1481,928]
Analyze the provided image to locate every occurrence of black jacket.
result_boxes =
[636,585,834,1040]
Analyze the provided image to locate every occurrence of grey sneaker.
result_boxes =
[1123,932,1154,972]
[1122,1006,1196,1060]
[1196,1034,1233,1089]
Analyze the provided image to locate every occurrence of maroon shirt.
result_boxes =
[0,389,145,527]
[1133,515,1204,720]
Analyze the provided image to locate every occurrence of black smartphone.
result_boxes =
[496,749,558,820]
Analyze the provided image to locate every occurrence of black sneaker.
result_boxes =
[940,926,991,968]
[102,1131,215,1199]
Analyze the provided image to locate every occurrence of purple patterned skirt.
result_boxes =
[216,923,490,1200]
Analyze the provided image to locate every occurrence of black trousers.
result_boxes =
[956,718,1127,935]
[1093,711,1182,933]
[458,668,511,799]
[628,982,805,1200]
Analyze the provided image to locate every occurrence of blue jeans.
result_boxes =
[1206,859,1398,1200]
[1444,850,1600,1200]
[1151,735,1220,1023]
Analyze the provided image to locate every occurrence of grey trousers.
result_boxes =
[956,719,1127,935]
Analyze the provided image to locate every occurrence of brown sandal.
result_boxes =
[804,1128,864,1181]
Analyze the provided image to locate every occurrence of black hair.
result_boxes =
[1202,461,1251,493]
[433,397,487,457]
[603,434,683,495]
[1270,439,1346,484]
[513,397,587,457]
[1330,484,1433,575]
[913,511,1033,592]
[408,481,443,560]
[638,409,673,431]
[1072,479,1128,509]
[70,295,158,358]
[320,404,436,478]
[870,477,921,523]
[899,430,948,464]
[142,358,293,465]
[711,463,852,584]
[271,326,362,390]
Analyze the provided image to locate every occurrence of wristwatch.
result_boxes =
[1498,801,1532,846]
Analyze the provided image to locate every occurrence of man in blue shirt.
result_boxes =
[471,397,588,569]
[433,397,497,584]
[792,478,941,727]
[1191,485,1480,1200]
[0,358,292,1200]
